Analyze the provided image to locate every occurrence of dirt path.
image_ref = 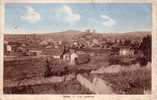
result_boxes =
[76,74,114,94]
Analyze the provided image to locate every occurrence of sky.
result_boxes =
[5,3,152,34]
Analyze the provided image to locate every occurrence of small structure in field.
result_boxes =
[63,52,71,61]
[6,44,12,53]
[39,40,49,46]
[119,46,135,56]
[4,41,12,54]
[29,50,42,56]
[73,41,79,47]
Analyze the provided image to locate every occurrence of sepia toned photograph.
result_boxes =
[3,3,152,95]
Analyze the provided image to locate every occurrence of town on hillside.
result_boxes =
[3,30,151,94]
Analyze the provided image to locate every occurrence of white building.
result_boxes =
[6,44,12,52]
[119,48,134,56]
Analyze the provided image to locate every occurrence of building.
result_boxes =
[6,44,12,52]
[69,49,78,65]
[29,50,42,56]
[63,53,71,61]
[119,46,135,56]
[4,44,13,55]
[39,40,49,46]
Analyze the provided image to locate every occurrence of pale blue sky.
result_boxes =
[5,3,152,34]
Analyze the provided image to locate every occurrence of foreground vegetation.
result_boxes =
[97,67,151,94]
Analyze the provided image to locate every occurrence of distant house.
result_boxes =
[4,44,13,55]
[16,46,25,52]
[92,39,99,45]
[44,46,89,65]
[63,53,71,61]
[73,41,79,47]
[39,40,49,46]
[6,44,12,52]
[119,46,134,56]
[43,46,66,59]
[29,50,42,56]
[58,40,62,45]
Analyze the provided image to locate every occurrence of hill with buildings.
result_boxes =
[4,30,151,43]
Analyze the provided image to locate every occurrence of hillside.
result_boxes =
[4,30,151,43]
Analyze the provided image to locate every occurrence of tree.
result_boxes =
[139,35,151,62]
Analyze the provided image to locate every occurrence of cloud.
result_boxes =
[57,5,80,23]
[62,5,73,15]
[21,6,41,23]
[101,15,116,27]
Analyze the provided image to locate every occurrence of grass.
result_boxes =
[98,68,151,94]
[4,78,93,94]
[4,53,151,94]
